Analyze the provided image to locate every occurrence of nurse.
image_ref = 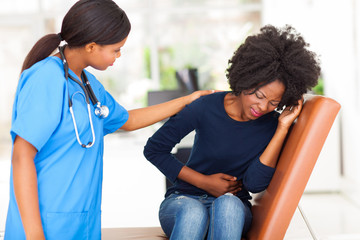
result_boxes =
[4,0,214,239]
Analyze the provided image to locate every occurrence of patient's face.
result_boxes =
[239,80,285,121]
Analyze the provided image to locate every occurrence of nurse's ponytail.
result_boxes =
[21,0,131,73]
[21,33,62,72]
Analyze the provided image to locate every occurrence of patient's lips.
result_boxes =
[251,108,263,118]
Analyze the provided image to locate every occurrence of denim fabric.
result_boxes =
[159,192,252,240]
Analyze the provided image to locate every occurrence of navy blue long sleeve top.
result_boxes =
[144,91,279,204]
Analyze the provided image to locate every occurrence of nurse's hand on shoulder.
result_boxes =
[121,89,221,131]
[185,90,221,104]
[278,98,303,130]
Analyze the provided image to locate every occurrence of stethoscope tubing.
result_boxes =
[69,102,96,148]
[58,45,107,148]
[66,81,96,148]
[84,77,98,105]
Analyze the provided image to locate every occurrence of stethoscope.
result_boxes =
[58,45,109,148]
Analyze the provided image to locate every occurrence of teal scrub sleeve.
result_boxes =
[83,72,129,135]
[102,88,129,135]
[11,64,65,151]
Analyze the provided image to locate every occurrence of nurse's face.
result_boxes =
[239,80,285,121]
[88,37,128,71]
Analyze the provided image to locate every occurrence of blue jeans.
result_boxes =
[159,192,252,240]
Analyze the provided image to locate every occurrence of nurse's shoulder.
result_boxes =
[18,56,66,89]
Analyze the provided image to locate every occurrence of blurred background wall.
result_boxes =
[0,0,359,230]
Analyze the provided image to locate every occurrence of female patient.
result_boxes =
[143,25,321,240]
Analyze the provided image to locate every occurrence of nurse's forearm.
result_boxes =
[121,90,215,131]
[12,136,45,240]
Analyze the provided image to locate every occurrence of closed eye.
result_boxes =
[255,91,264,99]
[269,101,280,107]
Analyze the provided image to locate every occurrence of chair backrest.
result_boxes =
[246,95,341,240]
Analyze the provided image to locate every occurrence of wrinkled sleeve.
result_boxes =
[242,157,276,193]
[143,98,204,183]
[102,88,128,135]
[84,71,129,135]
[11,71,64,151]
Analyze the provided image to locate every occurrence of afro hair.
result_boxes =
[226,24,321,109]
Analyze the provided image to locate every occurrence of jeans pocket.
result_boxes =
[46,212,89,240]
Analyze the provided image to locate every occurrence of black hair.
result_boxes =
[21,0,131,72]
[226,25,321,109]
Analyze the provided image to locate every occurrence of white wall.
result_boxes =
[102,128,166,227]
[262,0,360,200]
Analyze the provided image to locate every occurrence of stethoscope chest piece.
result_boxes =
[94,103,109,119]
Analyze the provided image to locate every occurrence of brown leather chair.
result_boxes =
[102,95,341,240]
[246,95,341,239]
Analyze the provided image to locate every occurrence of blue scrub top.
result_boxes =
[5,56,129,240]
